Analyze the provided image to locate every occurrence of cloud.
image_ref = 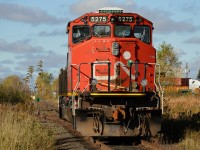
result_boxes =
[69,0,116,16]
[0,3,65,25]
[175,48,187,57]
[0,65,13,78]
[15,51,66,74]
[0,39,44,54]
[70,0,199,34]
[127,6,199,34]
[38,30,64,36]
[184,36,200,44]
[0,59,14,64]
[195,51,200,55]
[189,55,200,78]
[154,17,198,34]
[0,38,66,78]
[181,1,200,15]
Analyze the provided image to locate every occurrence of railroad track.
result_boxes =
[89,136,164,150]
[35,100,164,150]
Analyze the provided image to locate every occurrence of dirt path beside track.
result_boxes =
[34,100,100,150]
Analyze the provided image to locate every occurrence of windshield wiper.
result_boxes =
[95,31,101,37]
[122,30,126,38]
[141,28,146,41]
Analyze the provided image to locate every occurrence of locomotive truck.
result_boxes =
[59,7,162,137]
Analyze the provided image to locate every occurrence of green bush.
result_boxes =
[0,84,31,104]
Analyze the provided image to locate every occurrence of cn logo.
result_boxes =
[93,61,135,80]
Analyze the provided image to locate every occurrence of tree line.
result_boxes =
[0,60,58,103]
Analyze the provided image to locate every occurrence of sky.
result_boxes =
[0,0,200,80]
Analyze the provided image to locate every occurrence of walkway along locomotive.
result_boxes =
[59,7,162,137]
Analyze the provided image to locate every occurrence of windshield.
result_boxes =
[93,25,110,37]
[115,25,131,37]
[73,25,90,43]
[134,26,150,43]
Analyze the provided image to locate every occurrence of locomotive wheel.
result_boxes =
[136,111,161,139]
[60,105,66,119]
[59,105,62,118]
[59,97,66,119]
[95,114,105,135]
[58,98,62,118]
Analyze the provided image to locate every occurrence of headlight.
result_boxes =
[91,78,98,86]
[141,79,148,87]
[132,82,138,89]
[112,42,119,48]
[112,42,120,56]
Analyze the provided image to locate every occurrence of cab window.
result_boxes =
[115,25,131,37]
[73,25,90,43]
[134,26,150,43]
[93,25,110,37]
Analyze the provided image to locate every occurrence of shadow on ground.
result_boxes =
[56,136,100,150]
[160,112,200,144]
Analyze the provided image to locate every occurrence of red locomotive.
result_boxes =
[59,7,162,137]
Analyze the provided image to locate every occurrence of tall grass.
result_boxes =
[0,83,55,150]
[178,130,200,150]
[0,105,54,150]
[161,94,200,149]
[164,95,200,117]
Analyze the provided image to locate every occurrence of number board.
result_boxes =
[90,16,108,22]
[117,16,134,23]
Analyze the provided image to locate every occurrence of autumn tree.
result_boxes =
[52,77,58,98]
[156,42,182,85]
[22,65,35,94]
[35,72,54,99]
[0,75,30,103]
[37,60,43,74]
[3,75,23,89]
[21,60,55,100]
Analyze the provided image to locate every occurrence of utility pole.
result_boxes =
[185,62,190,78]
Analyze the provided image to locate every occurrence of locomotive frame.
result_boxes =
[59,7,162,137]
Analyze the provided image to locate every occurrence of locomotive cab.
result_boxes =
[59,7,162,137]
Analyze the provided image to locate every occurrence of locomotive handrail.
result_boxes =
[71,61,162,95]
[70,63,79,125]
[81,83,91,94]
[71,64,80,94]
[147,63,161,93]
[80,61,111,91]
[156,63,164,114]
[129,62,133,91]
[73,61,111,93]
[91,61,111,91]
[148,62,164,113]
